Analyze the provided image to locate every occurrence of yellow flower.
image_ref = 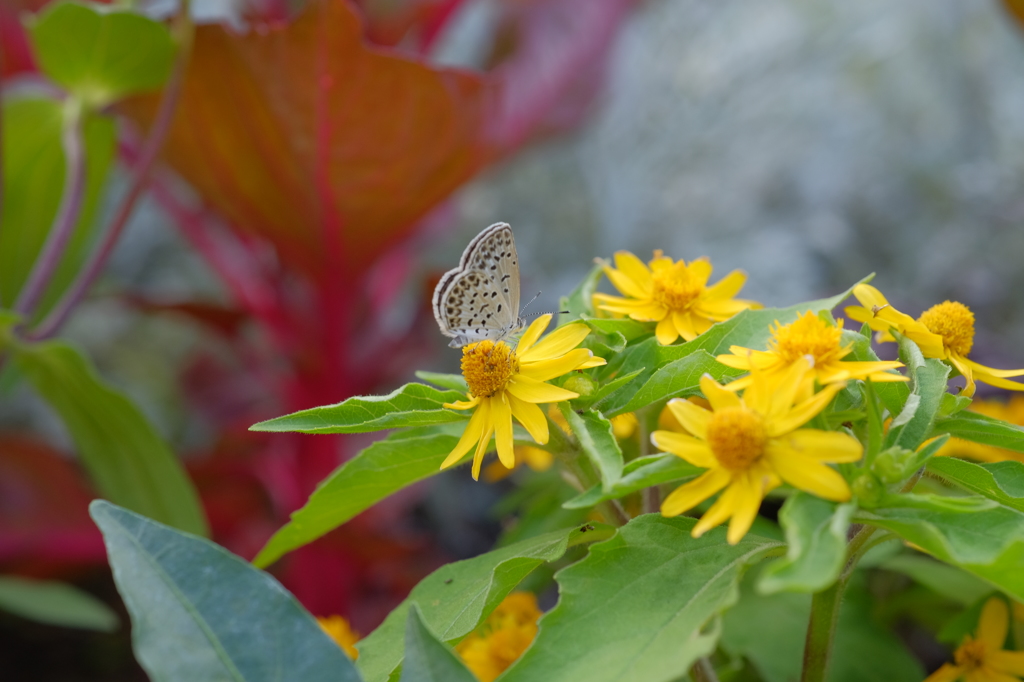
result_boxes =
[937,396,1024,463]
[317,615,360,659]
[456,592,542,682]
[717,311,907,399]
[610,412,639,439]
[593,251,761,345]
[845,284,1024,397]
[483,444,554,482]
[924,597,1024,682]
[651,359,862,544]
[441,315,605,480]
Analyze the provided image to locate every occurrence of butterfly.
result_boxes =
[433,222,525,348]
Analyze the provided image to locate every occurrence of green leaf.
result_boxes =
[356,523,613,682]
[856,495,1024,601]
[879,554,991,607]
[757,494,854,595]
[28,2,176,107]
[571,368,645,411]
[15,341,207,536]
[841,331,909,417]
[926,458,1024,514]
[721,572,923,682]
[558,405,622,491]
[250,383,467,434]
[560,264,604,320]
[500,515,782,682]
[582,318,652,342]
[0,97,115,319]
[931,411,1024,453]
[886,358,949,451]
[414,371,467,393]
[0,576,118,631]
[400,605,477,682]
[254,426,461,568]
[91,501,363,682]
[563,454,700,509]
[611,351,737,417]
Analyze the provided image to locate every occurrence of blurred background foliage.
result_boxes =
[4,0,1024,679]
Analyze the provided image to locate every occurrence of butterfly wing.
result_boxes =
[433,223,522,347]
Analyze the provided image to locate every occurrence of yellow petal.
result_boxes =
[648,250,674,271]
[852,283,889,309]
[520,323,590,362]
[672,311,700,342]
[921,664,966,682]
[651,430,716,467]
[989,650,1024,676]
[692,479,741,538]
[656,316,679,345]
[977,598,1009,650]
[515,314,553,356]
[700,375,740,412]
[493,395,515,469]
[768,381,844,437]
[699,297,759,319]
[612,251,654,293]
[773,429,863,463]
[592,295,667,321]
[765,446,851,502]
[440,402,489,469]
[508,394,548,444]
[726,471,763,545]
[506,375,579,403]
[444,397,481,410]
[577,356,607,369]
[960,356,1024,379]
[521,349,596,382]
[667,397,713,439]
[605,266,650,300]
[472,418,495,481]
[688,258,713,286]
[660,468,730,517]
[704,270,746,300]
[948,354,978,399]
[972,668,1019,682]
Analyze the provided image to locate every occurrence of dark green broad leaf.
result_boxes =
[254,426,461,568]
[856,494,1024,601]
[28,2,175,107]
[91,501,363,682]
[563,454,701,509]
[15,341,207,536]
[583,318,652,342]
[500,515,782,682]
[250,383,467,434]
[885,354,949,452]
[399,605,477,682]
[841,330,909,417]
[560,264,604,320]
[356,523,613,682]
[931,411,1024,454]
[0,576,118,631]
[414,371,467,393]
[879,554,991,607]
[926,458,1024,514]
[721,572,923,682]
[0,97,115,320]
[757,494,854,595]
[607,350,737,417]
[558,405,622,491]
[572,368,645,411]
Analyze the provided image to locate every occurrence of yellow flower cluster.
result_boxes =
[925,598,1024,682]
[456,592,542,681]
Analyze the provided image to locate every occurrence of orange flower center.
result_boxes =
[918,301,974,356]
[462,340,519,398]
[706,406,766,470]
[651,261,704,311]
[953,636,986,670]
[769,312,843,363]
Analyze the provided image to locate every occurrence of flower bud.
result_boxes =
[852,473,884,508]
[562,374,598,397]
[870,446,914,484]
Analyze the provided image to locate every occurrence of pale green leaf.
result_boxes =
[886,358,949,451]
[560,264,604,320]
[414,371,467,393]
[29,1,175,107]
[757,494,854,594]
[563,454,700,509]
[250,383,467,434]
[500,515,782,682]
[931,411,1024,453]
[926,457,1024,514]
[253,426,462,568]
[0,576,118,631]
[879,554,991,607]
[609,350,737,417]
[90,501,363,682]
[15,341,207,536]
[558,405,622,491]
[356,523,613,682]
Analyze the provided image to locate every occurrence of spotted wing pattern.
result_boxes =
[432,223,523,348]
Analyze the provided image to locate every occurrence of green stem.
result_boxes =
[690,657,720,682]
[801,578,844,682]
[638,405,660,515]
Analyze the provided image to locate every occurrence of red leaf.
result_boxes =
[125,0,490,280]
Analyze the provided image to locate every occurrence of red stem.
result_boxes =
[29,14,193,340]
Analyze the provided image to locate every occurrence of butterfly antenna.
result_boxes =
[520,291,544,319]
